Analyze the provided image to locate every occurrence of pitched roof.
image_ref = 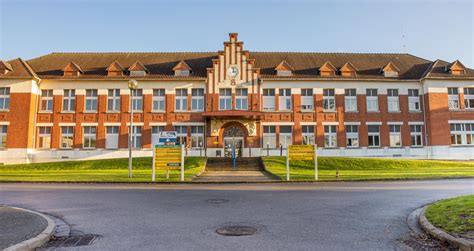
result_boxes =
[106,60,125,72]
[172,60,192,71]
[0,58,37,79]
[128,60,149,72]
[17,51,473,81]
[425,59,474,79]
[274,60,293,71]
[319,61,337,72]
[381,62,401,73]
[0,61,13,72]
[62,61,83,73]
[340,62,358,72]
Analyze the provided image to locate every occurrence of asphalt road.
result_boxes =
[0,179,472,250]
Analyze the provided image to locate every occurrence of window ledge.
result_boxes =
[150,111,166,114]
[0,110,10,112]
[367,111,380,113]
[344,110,359,113]
[38,111,53,114]
[388,111,401,113]
[450,145,474,147]
[106,111,121,114]
[409,110,422,113]
[60,111,75,114]
[323,111,336,113]
[82,111,98,114]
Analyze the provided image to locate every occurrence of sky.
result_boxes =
[0,0,473,67]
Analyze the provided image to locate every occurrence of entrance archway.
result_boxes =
[220,122,247,158]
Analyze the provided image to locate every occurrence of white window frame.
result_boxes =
[131,126,142,148]
[301,89,314,111]
[190,126,204,148]
[368,125,380,147]
[389,124,402,147]
[0,87,10,111]
[38,126,51,149]
[464,88,474,109]
[219,88,232,110]
[346,125,359,148]
[324,125,337,148]
[263,89,276,111]
[344,89,357,112]
[175,89,188,112]
[387,89,400,112]
[191,88,204,112]
[366,89,379,112]
[0,125,7,148]
[106,126,119,149]
[151,126,165,147]
[41,90,53,112]
[62,89,75,112]
[323,89,336,112]
[83,126,96,149]
[410,125,423,147]
[60,126,74,149]
[448,87,459,109]
[85,89,98,112]
[302,125,315,145]
[153,89,166,112]
[235,88,248,110]
[131,89,143,112]
[263,125,276,148]
[107,89,121,112]
[174,126,188,146]
[450,123,474,145]
[279,89,292,111]
[408,89,420,112]
[279,126,292,148]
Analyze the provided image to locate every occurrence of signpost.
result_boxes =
[287,144,318,181]
[152,131,184,182]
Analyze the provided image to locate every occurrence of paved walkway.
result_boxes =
[0,205,48,249]
[193,170,277,182]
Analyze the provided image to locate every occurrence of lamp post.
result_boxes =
[128,79,138,179]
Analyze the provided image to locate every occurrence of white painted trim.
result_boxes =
[321,122,339,126]
[299,122,317,125]
[53,89,63,95]
[142,89,153,95]
[75,89,85,95]
[120,89,130,95]
[366,121,382,125]
[387,121,404,125]
[448,120,474,124]
[149,122,167,126]
[103,122,122,126]
[261,122,294,126]
[335,88,345,95]
[126,122,144,126]
[58,123,76,126]
[408,121,425,125]
[98,89,108,95]
[81,123,99,126]
[0,121,10,125]
[344,122,361,125]
[36,123,53,127]
[171,122,205,126]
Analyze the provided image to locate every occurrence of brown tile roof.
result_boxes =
[0,51,469,81]
[0,58,37,79]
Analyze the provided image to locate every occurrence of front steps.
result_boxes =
[205,157,263,171]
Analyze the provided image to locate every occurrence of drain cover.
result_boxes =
[216,226,257,236]
[206,199,229,204]
[40,234,99,249]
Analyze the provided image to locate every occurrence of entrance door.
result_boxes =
[224,138,243,158]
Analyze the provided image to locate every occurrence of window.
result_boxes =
[0,87,10,110]
[190,126,204,148]
[83,126,96,149]
[85,89,98,112]
[174,126,188,146]
[387,89,400,112]
[279,126,292,148]
[450,123,474,145]
[301,89,314,111]
[410,125,423,147]
[151,126,164,147]
[219,88,232,110]
[346,125,359,148]
[131,89,143,111]
[62,89,75,112]
[0,125,7,148]
[131,126,142,148]
[106,126,119,149]
[389,125,402,147]
[302,125,315,145]
[263,89,276,111]
[107,89,120,112]
[191,88,204,111]
[323,89,335,112]
[408,89,420,111]
[236,88,248,110]
[41,90,53,111]
[263,126,276,148]
[366,89,379,112]
[448,88,459,109]
[175,89,188,112]
[344,89,357,112]
[60,126,74,149]
[38,126,51,149]
[153,89,166,112]
[324,125,337,148]
[464,88,474,109]
[279,89,292,111]
[368,125,380,147]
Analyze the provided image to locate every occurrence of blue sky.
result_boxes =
[0,0,473,67]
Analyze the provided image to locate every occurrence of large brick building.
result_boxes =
[1,33,473,164]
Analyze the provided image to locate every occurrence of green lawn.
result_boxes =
[262,156,474,181]
[0,157,207,182]
[425,195,474,233]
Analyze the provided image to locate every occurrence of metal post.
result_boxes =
[314,144,318,181]
[249,147,251,157]
[166,170,170,179]
[286,145,290,181]
[267,143,269,156]
[128,89,133,179]
[232,142,236,171]
[280,144,283,156]
[152,145,155,182]
[181,144,185,181]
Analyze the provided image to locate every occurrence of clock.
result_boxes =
[228,66,239,78]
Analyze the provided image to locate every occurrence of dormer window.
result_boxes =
[106,61,125,77]
[0,61,13,75]
[381,62,400,78]
[446,60,466,75]
[275,60,293,76]
[340,62,357,77]
[173,60,192,77]
[319,61,337,77]
[62,61,83,77]
[128,60,149,77]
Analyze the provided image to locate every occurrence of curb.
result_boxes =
[419,206,474,251]
[4,206,56,251]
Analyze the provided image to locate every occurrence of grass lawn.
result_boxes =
[425,195,474,234]
[262,156,474,181]
[0,157,207,182]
